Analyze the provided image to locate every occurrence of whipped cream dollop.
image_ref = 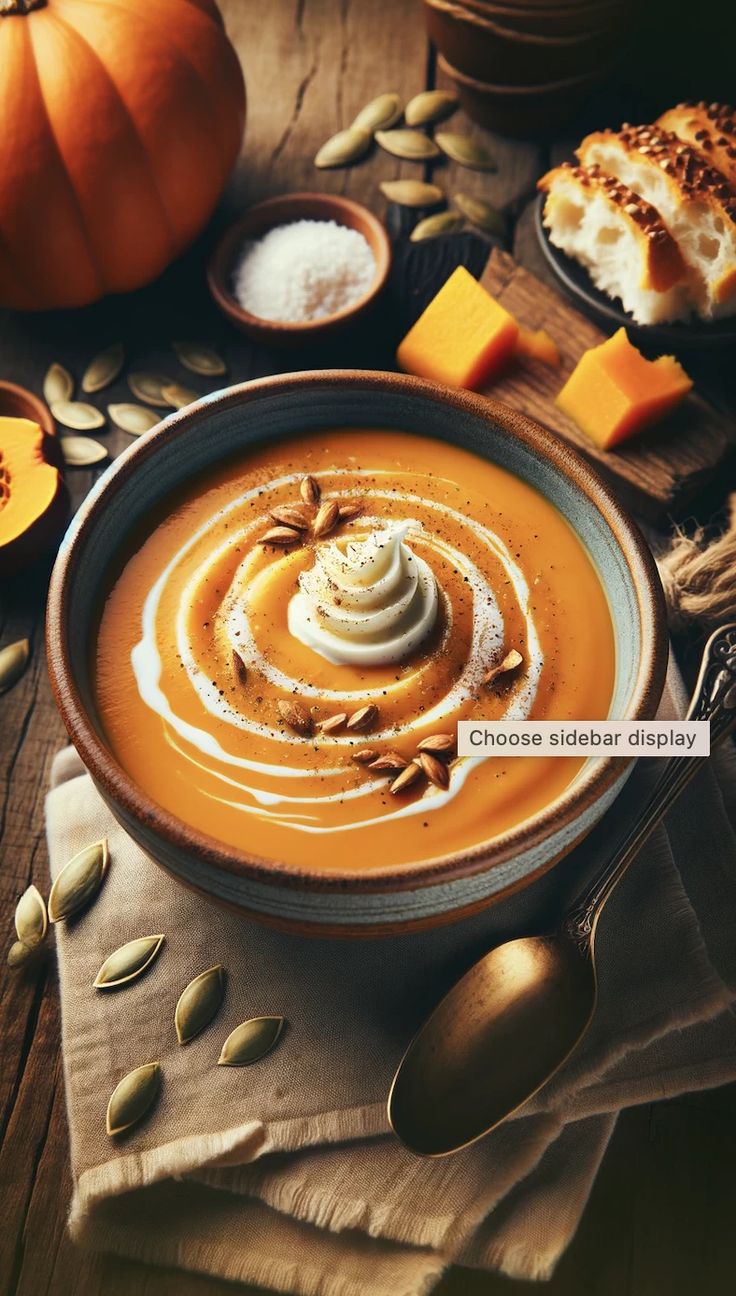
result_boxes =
[287,523,439,666]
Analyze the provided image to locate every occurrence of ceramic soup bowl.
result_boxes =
[47,371,667,936]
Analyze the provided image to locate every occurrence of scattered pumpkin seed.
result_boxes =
[278,699,313,736]
[270,504,310,530]
[453,192,506,237]
[106,1061,161,1137]
[82,342,124,394]
[218,1016,285,1067]
[0,638,30,695]
[410,212,464,242]
[43,363,74,405]
[48,839,109,923]
[375,129,440,161]
[60,436,108,467]
[368,751,408,772]
[15,884,47,945]
[300,474,321,505]
[485,647,524,686]
[313,499,340,538]
[405,90,458,128]
[347,703,379,732]
[318,712,347,734]
[51,400,106,431]
[390,760,423,794]
[260,525,303,547]
[173,341,227,377]
[338,499,363,520]
[436,132,497,171]
[94,934,165,990]
[314,126,372,169]
[379,179,444,208]
[127,372,174,408]
[352,92,403,134]
[175,965,226,1044]
[7,939,41,969]
[108,403,160,436]
[417,750,451,790]
[352,748,377,763]
[233,649,248,683]
[416,733,455,755]
[161,383,200,410]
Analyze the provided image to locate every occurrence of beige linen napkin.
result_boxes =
[46,659,736,1293]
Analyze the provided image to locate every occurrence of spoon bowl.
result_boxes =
[388,623,736,1155]
[388,934,596,1156]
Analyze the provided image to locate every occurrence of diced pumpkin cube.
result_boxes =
[516,327,560,367]
[555,328,693,449]
[396,266,519,389]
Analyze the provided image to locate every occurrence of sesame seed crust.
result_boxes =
[580,125,736,224]
[657,102,736,188]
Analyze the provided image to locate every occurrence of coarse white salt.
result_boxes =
[232,219,377,324]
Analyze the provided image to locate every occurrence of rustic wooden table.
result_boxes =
[1,3,735,1294]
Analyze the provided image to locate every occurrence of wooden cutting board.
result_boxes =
[480,249,735,524]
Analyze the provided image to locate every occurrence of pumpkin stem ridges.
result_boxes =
[0,0,46,14]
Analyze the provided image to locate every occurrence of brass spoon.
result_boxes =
[388,624,736,1157]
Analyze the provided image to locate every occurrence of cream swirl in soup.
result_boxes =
[288,523,439,666]
[94,429,616,872]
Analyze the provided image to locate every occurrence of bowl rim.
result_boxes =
[46,369,668,896]
[206,193,392,337]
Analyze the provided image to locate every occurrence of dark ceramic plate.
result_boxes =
[534,194,736,351]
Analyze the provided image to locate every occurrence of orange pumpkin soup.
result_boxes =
[94,429,615,872]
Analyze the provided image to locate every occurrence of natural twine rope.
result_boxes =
[657,494,736,631]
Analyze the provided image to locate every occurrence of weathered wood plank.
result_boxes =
[480,249,735,524]
[222,0,431,212]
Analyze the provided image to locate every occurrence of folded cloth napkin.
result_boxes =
[46,656,736,1294]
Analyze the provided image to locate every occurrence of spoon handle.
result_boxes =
[566,623,736,946]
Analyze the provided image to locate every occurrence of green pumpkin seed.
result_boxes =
[127,372,173,408]
[173,341,227,377]
[436,132,497,171]
[108,403,160,436]
[405,90,457,128]
[82,343,124,394]
[175,965,226,1044]
[218,1016,285,1067]
[161,383,200,410]
[410,212,464,242]
[380,179,444,208]
[15,884,47,945]
[375,129,440,161]
[48,839,109,923]
[314,126,372,169]
[106,1061,161,1137]
[51,400,106,431]
[7,939,42,969]
[453,192,506,237]
[43,363,74,405]
[94,934,165,990]
[0,638,30,695]
[352,92,402,134]
[60,436,108,467]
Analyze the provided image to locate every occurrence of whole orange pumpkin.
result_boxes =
[0,0,245,310]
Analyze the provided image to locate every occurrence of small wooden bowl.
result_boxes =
[207,193,392,347]
[0,379,55,439]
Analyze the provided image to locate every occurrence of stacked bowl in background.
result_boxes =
[423,0,632,135]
